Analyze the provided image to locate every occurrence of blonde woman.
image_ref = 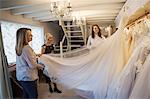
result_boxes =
[40,33,62,93]
[15,28,44,99]
[41,33,54,54]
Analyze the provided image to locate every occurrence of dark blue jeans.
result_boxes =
[20,80,38,99]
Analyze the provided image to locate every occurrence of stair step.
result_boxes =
[66,31,82,33]
[67,36,83,38]
[55,45,67,48]
[69,40,84,42]
[63,25,80,27]
[70,45,82,47]
[54,49,68,51]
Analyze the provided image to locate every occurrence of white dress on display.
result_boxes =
[106,20,150,99]
[129,23,150,99]
[106,34,150,99]
[129,46,150,99]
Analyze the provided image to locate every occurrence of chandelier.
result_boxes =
[50,0,72,18]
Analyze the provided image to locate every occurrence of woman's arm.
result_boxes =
[41,45,46,54]
[101,35,106,39]
[23,45,44,70]
[86,36,91,49]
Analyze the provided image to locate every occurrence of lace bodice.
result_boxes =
[135,45,150,74]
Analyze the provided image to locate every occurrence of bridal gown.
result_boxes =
[129,20,150,99]
[129,45,150,99]
[39,16,130,99]
[106,20,150,99]
[106,34,150,99]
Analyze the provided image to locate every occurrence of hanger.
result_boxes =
[126,11,149,28]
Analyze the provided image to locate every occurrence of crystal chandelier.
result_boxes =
[50,0,72,18]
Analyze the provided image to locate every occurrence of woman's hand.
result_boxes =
[38,63,45,70]
[36,54,42,57]
[41,46,46,54]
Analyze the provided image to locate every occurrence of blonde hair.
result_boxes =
[44,33,53,42]
[15,28,31,56]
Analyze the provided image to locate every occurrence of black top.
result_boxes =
[42,44,54,54]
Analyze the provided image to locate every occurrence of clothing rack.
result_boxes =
[126,12,150,28]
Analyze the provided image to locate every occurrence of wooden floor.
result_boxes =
[38,83,86,99]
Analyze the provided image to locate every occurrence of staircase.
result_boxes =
[63,24,85,49]
[54,19,87,58]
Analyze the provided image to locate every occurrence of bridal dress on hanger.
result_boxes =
[129,44,150,99]
[129,20,150,99]
[129,19,150,99]
[39,16,130,99]
[106,19,150,99]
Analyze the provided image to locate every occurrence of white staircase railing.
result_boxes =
[60,35,68,58]
[59,19,87,58]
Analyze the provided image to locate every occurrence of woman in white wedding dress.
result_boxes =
[39,16,130,99]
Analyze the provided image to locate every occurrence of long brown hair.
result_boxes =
[15,28,31,56]
[91,24,102,38]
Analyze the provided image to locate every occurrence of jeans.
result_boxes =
[20,80,38,99]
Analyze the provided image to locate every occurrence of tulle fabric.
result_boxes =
[39,16,131,99]
[38,17,150,99]
[129,51,150,99]
[106,34,150,99]
[106,19,150,99]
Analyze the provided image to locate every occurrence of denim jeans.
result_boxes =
[20,80,38,99]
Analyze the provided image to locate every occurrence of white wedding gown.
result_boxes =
[129,19,150,99]
[39,17,150,99]
[106,34,150,99]
[129,47,150,99]
[39,16,130,99]
[106,20,150,99]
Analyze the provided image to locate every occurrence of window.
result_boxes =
[1,21,44,63]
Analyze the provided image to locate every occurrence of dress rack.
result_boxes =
[126,12,150,28]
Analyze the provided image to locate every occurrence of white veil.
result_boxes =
[39,15,130,99]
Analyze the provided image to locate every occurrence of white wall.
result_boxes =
[87,22,115,39]
[115,0,150,27]
[0,10,60,43]
[48,22,63,43]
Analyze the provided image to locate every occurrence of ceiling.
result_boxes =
[0,0,126,24]
[127,2,150,25]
